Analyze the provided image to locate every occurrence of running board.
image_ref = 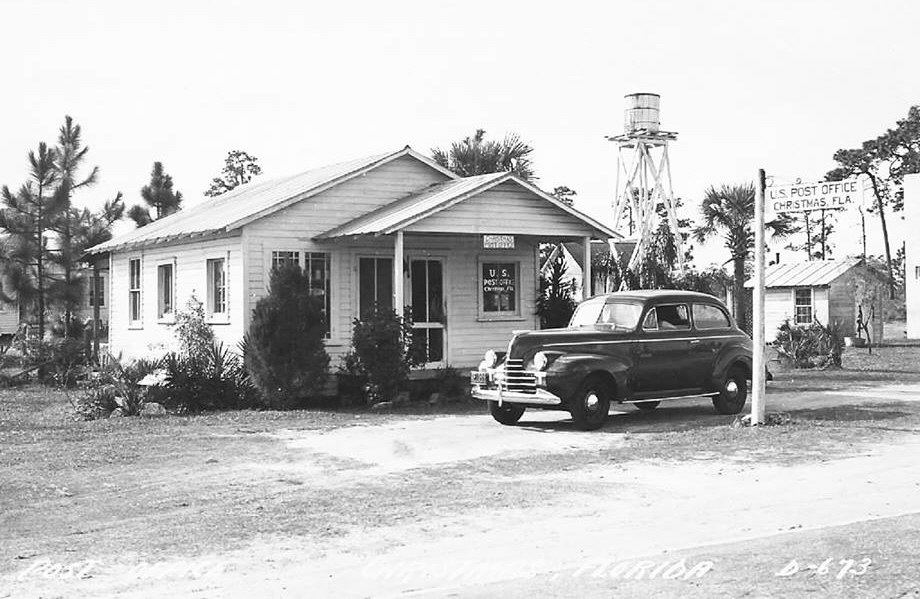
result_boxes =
[622,392,719,404]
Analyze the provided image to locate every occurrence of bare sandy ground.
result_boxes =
[5,383,919,598]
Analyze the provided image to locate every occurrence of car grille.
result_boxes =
[499,359,536,394]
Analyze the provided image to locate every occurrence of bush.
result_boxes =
[174,294,214,357]
[774,319,844,369]
[245,263,329,409]
[161,341,256,412]
[537,248,577,329]
[340,308,418,404]
[71,356,161,420]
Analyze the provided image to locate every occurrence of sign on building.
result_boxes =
[482,234,515,249]
[766,178,864,214]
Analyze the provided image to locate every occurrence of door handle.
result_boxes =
[689,339,701,345]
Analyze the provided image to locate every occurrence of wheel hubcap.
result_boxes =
[585,392,600,411]
[725,380,739,398]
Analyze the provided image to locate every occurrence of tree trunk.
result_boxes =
[820,210,827,259]
[732,255,746,332]
[804,214,812,260]
[868,174,895,298]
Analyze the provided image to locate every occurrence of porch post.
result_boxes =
[582,236,592,300]
[92,265,100,363]
[394,230,404,315]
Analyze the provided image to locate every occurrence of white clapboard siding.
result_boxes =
[109,236,245,360]
[404,181,591,236]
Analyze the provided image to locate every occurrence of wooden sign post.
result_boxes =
[752,169,767,425]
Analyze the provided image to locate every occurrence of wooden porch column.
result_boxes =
[394,230,404,315]
[582,236,592,300]
[92,265,101,363]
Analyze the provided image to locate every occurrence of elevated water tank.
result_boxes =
[624,93,660,134]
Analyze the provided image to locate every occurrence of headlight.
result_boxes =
[483,349,498,368]
[533,351,548,371]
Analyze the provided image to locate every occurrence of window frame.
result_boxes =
[128,257,142,328]
[478,258,522,321]
[642,303,691,331]
[156,261,176,322]
[206,256,229,323]
[303,251,332,339]
[357,255,394,321]
[691,303,732,330]
[793,287,813,326]
[88,271,107,309]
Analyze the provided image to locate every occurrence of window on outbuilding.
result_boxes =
[207,258,227,317]
[128,258,141,325]
[157,263,174,319]
[794,288,813,325]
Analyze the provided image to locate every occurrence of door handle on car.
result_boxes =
[689,339,701,345]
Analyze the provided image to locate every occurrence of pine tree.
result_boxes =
[129,162,182,227]
[204,150,262,197]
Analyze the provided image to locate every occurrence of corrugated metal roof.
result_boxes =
[743,259,860,288]
[318,171,620,239]
[87,147,455,254]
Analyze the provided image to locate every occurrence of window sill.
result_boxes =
[206,317,231,326]
[477,315,526,322]
[128,323,143,330]
[157,317,176,325]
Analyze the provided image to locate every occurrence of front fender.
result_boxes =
[545,353,631,404]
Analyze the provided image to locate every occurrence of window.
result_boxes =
[157,264,174,320]
[304,252,331,337]
[643,304,690,330]
[359,257,393,320]
[794,288,813,325]
[692,304,731,329]
[481,262,518,315]
[207,258,227,317]
[599,302,643,330]
[88,272,106,308]
[271,251,300,269]
[915,265,920,280]
[128,258,141,325]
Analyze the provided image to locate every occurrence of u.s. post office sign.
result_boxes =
[482,234,515,249]
[767,178,864,214]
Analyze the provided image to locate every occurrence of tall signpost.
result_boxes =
[752,170,767,425]
[753,175,866,425]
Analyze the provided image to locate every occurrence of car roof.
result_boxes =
[589,289,723,304]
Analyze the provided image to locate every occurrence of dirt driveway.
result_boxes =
[4,382,920,598]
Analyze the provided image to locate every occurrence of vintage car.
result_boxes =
[470,290,754,430]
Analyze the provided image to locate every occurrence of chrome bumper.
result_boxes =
[471,386,563,406]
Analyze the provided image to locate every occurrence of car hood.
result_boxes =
[508,327,633,359]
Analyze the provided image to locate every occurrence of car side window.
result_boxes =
[654,304,691,330]
[642,308,659,330]
[693,304,732,329]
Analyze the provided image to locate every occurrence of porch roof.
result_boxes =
[316,171,619,240]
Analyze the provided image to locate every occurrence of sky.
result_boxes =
[0,0,914,268]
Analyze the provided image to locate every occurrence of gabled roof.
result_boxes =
[743,259,862,288]
[86,146,457,254]
[317,171,620,240]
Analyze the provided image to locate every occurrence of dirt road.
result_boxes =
[5,383,920,598]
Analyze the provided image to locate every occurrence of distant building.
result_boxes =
[905,175,920,339]
[744,259,886,341]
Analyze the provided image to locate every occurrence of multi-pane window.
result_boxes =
[207,258,227,317]
[157,264,174,319]
[304,252,331,337]
[128,258,141,324]
[88,272,106,308]
[481,262,518,314]
[358,257,393,320]
[794,288,813,325]
[271,251,300,269]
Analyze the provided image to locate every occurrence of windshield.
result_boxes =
[598,301,643,330]
[569,298,605,327]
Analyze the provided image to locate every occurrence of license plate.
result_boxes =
[470,371,487,386]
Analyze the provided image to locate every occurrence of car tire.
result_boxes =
[712,366,748,415]
[569,375,611,431]
[489,401,525,425]
[635,401,660,411]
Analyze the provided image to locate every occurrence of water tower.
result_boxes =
[607,92,684,282]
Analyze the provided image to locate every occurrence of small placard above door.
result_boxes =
[482,234,515,249]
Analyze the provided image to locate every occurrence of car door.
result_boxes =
[631,303,695,396]
[687,303,734,389]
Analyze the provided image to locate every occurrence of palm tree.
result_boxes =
[694,183,796,331]
[431,129,536,181]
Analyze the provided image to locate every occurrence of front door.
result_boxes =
[409,258,446,367]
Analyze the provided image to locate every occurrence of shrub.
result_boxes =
[340,307,418,404]
[536,248,577,329]
[774,319,844,369]
[174,294,215,358]
[161,341,256,412]
[71,356,161,420]
[245,263,329,409]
